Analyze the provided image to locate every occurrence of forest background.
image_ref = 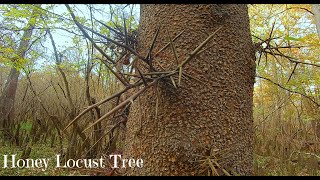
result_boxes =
[0,4,320,175]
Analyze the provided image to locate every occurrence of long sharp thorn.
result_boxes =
[155,82,159,119]
[182,72,206,85]
[146,24,162,67]
[153,29,185,58]
[170,76,177,89]
[177,25,223,69]
[136,66,147,86]
[167,29,179,65]
[178,67,183,86]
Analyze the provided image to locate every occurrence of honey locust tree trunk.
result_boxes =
[124,4,256,175]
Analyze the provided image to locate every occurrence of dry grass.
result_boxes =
[253,91,320,175]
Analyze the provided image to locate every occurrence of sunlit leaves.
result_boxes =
[283,36,302,41]
[250,4,320,131]
[0,4,45,71]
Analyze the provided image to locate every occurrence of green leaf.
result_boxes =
[284,36,302,41]
[20,121,33,132]
[29,18,37,25]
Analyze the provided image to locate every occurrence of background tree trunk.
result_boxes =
[312,4,320,38]
[124,4,256,175]
[0,5,41,140]
[0,68,20,139]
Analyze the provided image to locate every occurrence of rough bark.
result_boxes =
[124,4,256,175]
[0,5,41,139]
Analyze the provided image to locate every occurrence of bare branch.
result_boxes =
[82,71,177,133]
[82,80,157,132]
[81,25,146,63]
[123,14,128,46]
[257,75,320,107]
[65,5,114,64]
[83,118,126,157]
[286,62,298,84]
[63,83,140,132]
[65,4,129,86]
[95,18,125,37]
[264,50,320,68]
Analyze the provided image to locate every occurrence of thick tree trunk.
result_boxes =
[0,68,20,138]
[124,4,255,175]
[0,5,41,139]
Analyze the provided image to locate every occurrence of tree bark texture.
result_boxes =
[124,4,256,175]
